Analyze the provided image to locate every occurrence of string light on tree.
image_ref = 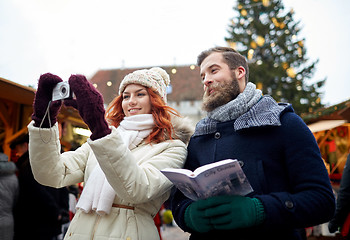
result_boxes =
[228,40,237,49]
[282,62,288,70]
[297,48,302,57]
[248,49,254,60]
[250,41,257,49]
[256,36,265,46]
[262,0,270,7]
[286,67,296,78]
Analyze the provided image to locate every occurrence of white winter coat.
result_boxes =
[27,117,193,240]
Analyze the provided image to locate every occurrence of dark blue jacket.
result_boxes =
[171,96,335,240]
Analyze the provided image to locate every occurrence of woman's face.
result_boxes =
[122,84,152,117]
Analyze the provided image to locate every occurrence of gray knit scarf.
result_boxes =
[194,82,262,136]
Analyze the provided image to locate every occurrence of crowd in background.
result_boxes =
[0,134,80,240]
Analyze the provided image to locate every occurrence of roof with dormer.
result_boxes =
[89,65,203,104]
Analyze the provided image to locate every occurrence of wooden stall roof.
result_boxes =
[308,120,348,133]
[0,77,36,104]
[302,99,350,124]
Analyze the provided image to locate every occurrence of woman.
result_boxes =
[28,67,193,239]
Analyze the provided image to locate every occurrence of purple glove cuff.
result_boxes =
[90,122,112,140]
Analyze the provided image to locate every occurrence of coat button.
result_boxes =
[238,161,244,167]
[214,132,221,139]
[285,201,294,209]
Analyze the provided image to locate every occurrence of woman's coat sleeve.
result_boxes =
[88,126,187,204]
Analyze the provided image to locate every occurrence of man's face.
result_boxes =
[200,52,241,112]
[14,142,28,158]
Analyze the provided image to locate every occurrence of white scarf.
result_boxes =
[76,114,154,215]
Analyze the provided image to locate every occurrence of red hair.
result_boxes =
[105,88,180,144]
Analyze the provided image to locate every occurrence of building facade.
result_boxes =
[89,65,206,124]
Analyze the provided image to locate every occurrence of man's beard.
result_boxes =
[202,74,241,112]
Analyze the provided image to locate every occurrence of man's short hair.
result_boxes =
[197,46,249,83]
[10,133,29,150]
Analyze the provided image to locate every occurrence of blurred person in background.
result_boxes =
[0,146,19,240]
[329,152,350,238]
[10,134,68,240]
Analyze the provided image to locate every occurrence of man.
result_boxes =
[0,147,18,240]
[11,134,69,240]
[170,47,335,240]
[328,152,350,238]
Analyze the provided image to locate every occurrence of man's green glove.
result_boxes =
[203,195,266,230]
[184,200,214,233]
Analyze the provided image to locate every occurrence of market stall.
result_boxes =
[308,120,350,180]
[304,100,350,183]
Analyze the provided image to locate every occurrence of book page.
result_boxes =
[161,171,200,200]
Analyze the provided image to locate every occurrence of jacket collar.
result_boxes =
[234,95,292,130]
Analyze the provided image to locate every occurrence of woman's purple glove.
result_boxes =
[32,73,63,128]
[65,74,111,140]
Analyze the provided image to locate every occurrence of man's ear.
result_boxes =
[235,66,247,92]
[236,66,246,80]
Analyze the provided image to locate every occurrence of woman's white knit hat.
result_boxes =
[119,67,170,103]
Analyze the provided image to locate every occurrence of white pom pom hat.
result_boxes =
[119,67,170,103]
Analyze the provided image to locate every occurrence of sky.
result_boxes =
[1,0,349,107]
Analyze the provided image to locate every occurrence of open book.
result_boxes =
[161,159,253,201]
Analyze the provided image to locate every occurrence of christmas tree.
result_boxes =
[225,0,325,115]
